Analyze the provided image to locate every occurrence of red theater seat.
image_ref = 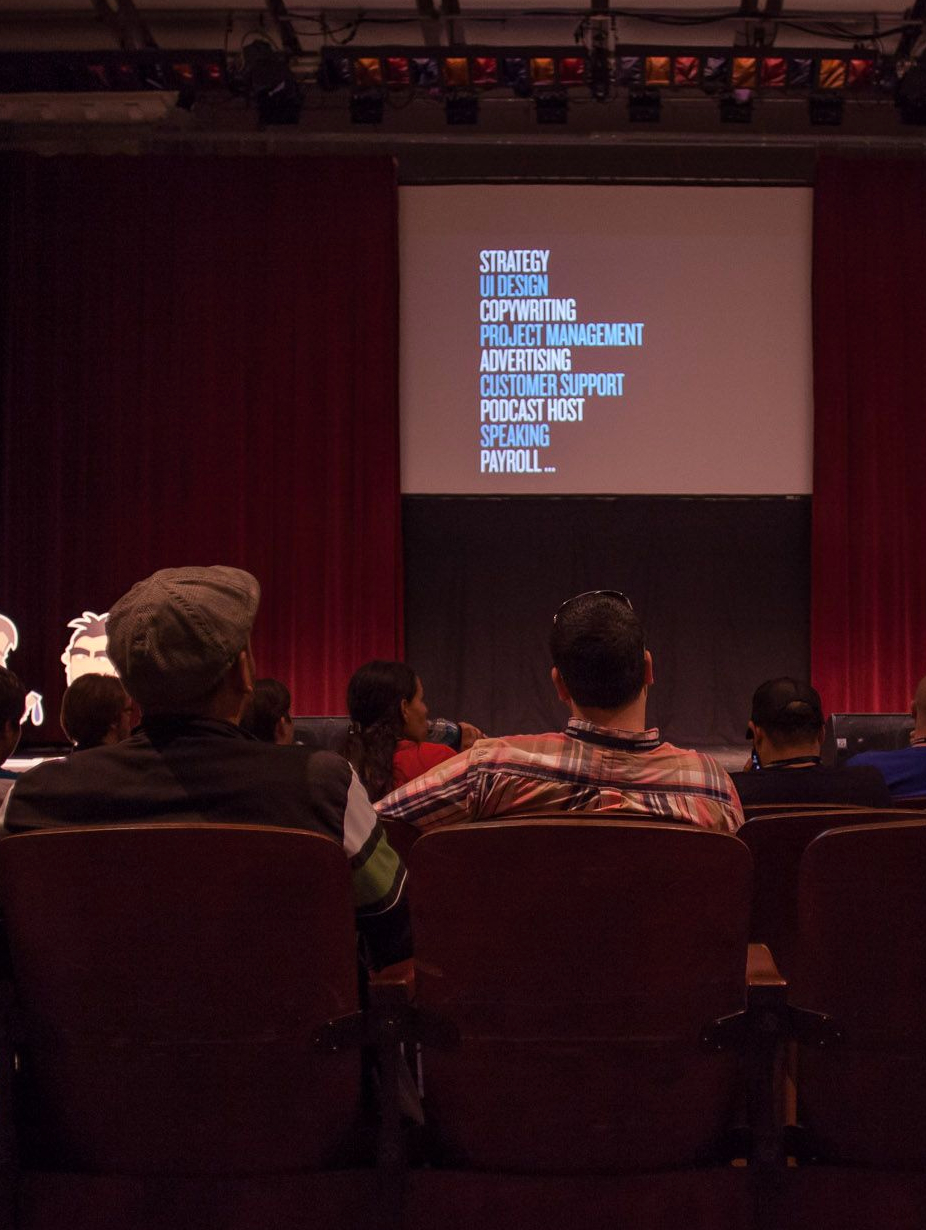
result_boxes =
[402,817,768,1230]
[737,808,923,977]
[775,819,926,1229]
[0,823,388,1230]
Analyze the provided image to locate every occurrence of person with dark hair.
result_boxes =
[377,590,743,833]
[239,678,295,745]
[0,667,27,799]
[2,567,410,971]
[60,674,134,752]
[345,660,481,803]
[731,677,891,809]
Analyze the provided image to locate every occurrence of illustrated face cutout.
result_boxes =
[61,612,117,686]
[0,613,45,726]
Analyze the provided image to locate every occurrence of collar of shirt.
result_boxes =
[139,715,248,742]
[565,717,662,752]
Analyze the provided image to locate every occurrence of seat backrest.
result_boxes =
[407,818,752,1174]
[789,819,926,1167]
[741,802,867,821]
[380,817,422,864]
[738,809,917,977]
[0,823,361,1175]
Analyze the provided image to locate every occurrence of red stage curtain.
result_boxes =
[0,153,402,729]
[812,156,926,713]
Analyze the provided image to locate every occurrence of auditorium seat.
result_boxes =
[401,817,772,1230]
[773,819,926,1230]
[740,801,866,822]
[737,809,923,978]
[0,823,395,1230]
[380,818,422,864]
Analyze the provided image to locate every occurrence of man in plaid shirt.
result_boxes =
[376,591,743,835]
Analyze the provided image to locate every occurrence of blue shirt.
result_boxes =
[846,745,926,799]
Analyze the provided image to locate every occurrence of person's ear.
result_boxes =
[643,649,654,687]
[232,648,254,697]
[747,720,758,741]
[551,665,571,704]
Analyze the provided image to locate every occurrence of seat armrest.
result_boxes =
[745,943,788,1170]
[368,958,415,1004]
[747,942,787,995]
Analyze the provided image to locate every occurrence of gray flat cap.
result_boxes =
[107,566,260,709]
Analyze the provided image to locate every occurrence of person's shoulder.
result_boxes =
[658,742,729,773]
[845,748,897,767]
[291,744,354,790]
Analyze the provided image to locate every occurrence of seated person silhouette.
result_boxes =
[731,677,891,810]
[377,590,744,833]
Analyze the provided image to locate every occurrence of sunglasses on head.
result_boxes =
[553,590,633,624]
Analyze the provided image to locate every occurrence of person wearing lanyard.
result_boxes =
[731,677,892,810]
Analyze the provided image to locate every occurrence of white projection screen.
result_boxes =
[399,185,813,495]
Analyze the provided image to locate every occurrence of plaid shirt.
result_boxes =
[376,719,744,834]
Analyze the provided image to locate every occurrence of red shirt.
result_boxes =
[392,739,457,789]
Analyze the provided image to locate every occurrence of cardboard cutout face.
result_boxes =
[0,612,44,727]
[61,612,117,687]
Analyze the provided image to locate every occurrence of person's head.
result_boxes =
[240,678,294,745]
[0,615,18,668]
[106,566,260,721]
[347,660,429,743]
[747,677,824,765]
[61,612,116,686]
[911,677,926,740]
[0,666,26,763]
[60,673,134,750]
[345,660,429,802]
[549,590,651,717]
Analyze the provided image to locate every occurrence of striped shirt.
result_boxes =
[376,719,744,834]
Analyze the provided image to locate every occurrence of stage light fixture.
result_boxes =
[628,86,660,122]
[317,53,352,91]
[896,61,926,124]
[443,57,470,88]
[818,59,847,91]
[349,89,384,124]
[535,89,568,123]
[617,56,643,88]
[673,56,699,86]
[412,57,440,88]
[760,57,787,88]
[809,91,843,125]
[702,55,728,94]
[789,58,813,88]
[242,40,303,124]
[502,56,531,98]
[719,88,752,122]
[471,57,499,88]
[445,91,478,124]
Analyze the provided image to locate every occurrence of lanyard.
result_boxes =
[762,755,822,770]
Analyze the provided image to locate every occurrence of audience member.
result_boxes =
[2,566,410,970]
[846,675,926,798]
[0,667,26,802]
[239,677,295,745]
[345,660,482,802]
[731,677,891,809]
[60,674,134,751]
[377,591,744,833]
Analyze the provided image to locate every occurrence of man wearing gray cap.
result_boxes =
[2,566,410,970]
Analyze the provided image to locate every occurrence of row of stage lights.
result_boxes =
[2,47,925,127]
[320,46,913,126]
